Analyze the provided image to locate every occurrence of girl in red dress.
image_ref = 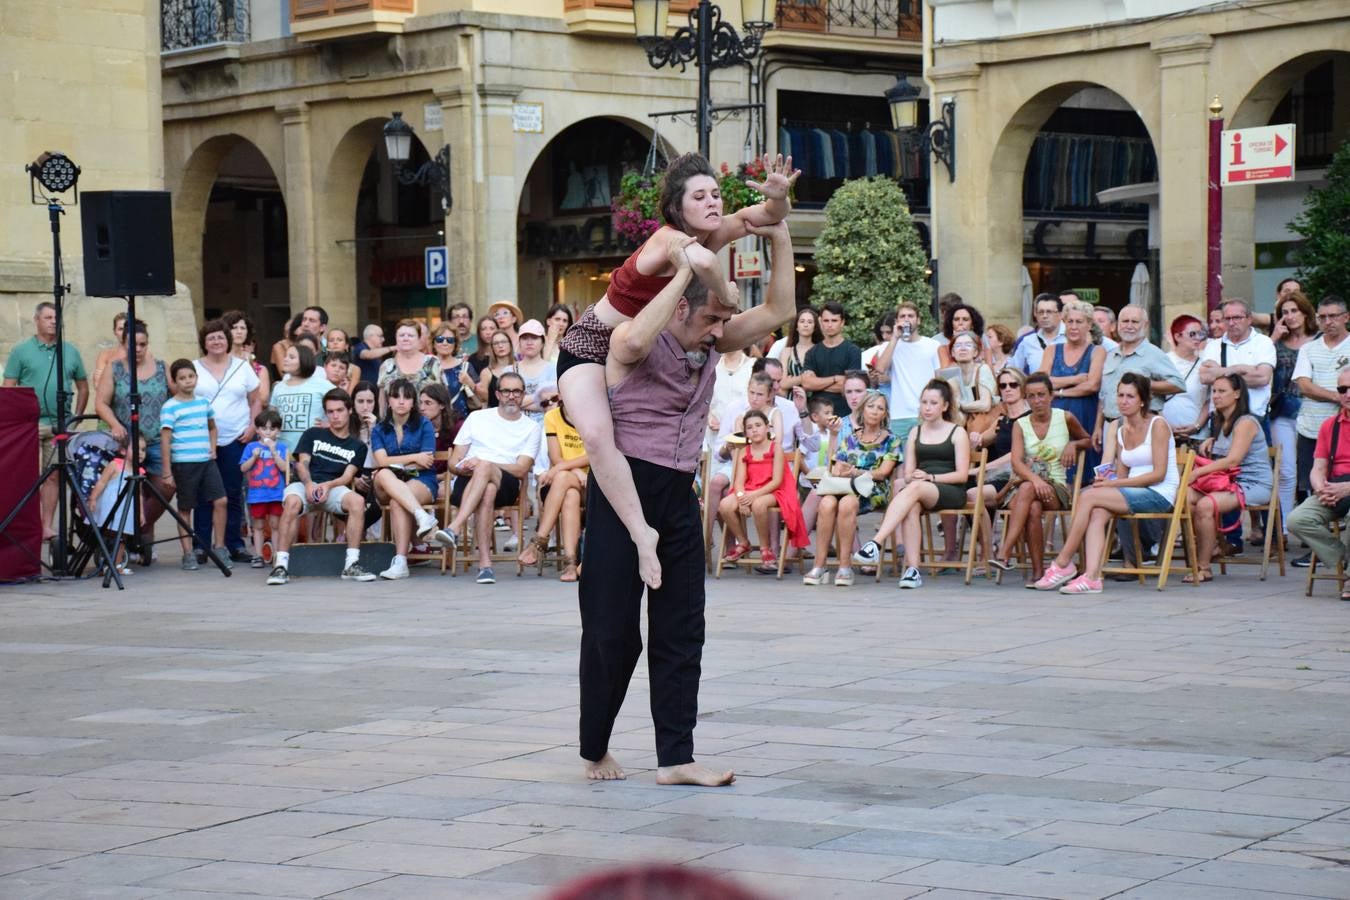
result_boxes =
[717,409,809,574]
[557,152,798,589]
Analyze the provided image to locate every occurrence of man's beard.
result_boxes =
[686,349,709,368]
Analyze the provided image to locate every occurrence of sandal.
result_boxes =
[518,534,549,568]
[723,542,751,564]
[1183,569,1214,584]
[559,555,578,583]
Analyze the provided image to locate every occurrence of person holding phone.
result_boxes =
[872,301,940,456]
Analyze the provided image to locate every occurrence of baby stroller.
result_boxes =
[66,428,137,576]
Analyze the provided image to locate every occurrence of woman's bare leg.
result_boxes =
[814,496,838,567]
[998,484,1036,564]
[718,494,749,547]
[750,495,776,550]
[835,496,860,561]
[560,487,583,558]
[559,363,662,589]
[1026,500,1045,579]
[520,472,576,566]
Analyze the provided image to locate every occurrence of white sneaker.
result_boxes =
[852,540,880,566]
[898,566,923,589]
[379,557,410,580]
[503,533,519,553]
[414,511,438,540]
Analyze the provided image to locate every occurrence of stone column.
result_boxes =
[277,102,322,319]
[1153,34,1214,325]
[437,84,477,313]
[478,82,522,306]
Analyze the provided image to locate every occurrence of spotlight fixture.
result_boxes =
[26,151,81,204]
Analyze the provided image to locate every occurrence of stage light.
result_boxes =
[27,152,80,194]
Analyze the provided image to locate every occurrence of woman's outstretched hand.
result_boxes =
[745,153,800,201]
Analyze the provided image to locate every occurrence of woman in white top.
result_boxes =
[1033,372,1178,595]
[1163,314,1210,439]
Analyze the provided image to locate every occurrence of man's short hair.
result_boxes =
[1277,277,1301,294]
[448,302,473,318]
[1320,294,1348,314]
[808,395,834,415]
[322,388,352,412]
[1033,292,1062,312]
[683,278,711,311]
[752,356,783,375]
[1221,298,1253,316]
[1093,305,1116,323]
[896,301,920,317]
[937,292,963,314]
[1119,303,1149,324]
[362,323,382,339]
[820,301,846,320]
[304,305,329,326]
[33,301,55,317]
[749,371,775,391]
[497,371,525,391]
[1059,290,1081,303]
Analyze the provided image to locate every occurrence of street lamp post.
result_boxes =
[632,0,777,159]
[383,112,453,212]
[885,76,957,183]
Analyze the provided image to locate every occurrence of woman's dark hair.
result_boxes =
[197,318,229,354]
[787,307,822,348]
[470,316,497,367]
[742,409,770,431]
[292,343,317,379]
[922,378,957,423]
[545,303,574,332]
[873,311,897,344]
[1023,372,1054,395]
[659,152,718,232]
[324,350,351,367]
[380,378,423,432]
[351,380,377,405]
[943,303,986,343]
[1118,371,1153,412]
[254,407,283,430]
[1212,372,1252,437]
[286,313,306,344]
[419,382,455,433]
[295,334,321,356]
[489,330,515,362]
[222,310,254,347]
[1276,290,1319,339]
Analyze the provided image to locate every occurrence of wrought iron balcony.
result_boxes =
[162,0,250,52]
[776,0,921,41]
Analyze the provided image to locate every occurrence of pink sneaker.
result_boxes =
[1059,574,1103,594]
[1032,561,1076,591]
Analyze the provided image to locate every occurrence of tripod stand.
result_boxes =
[0,199,123,586]
[94,295,231,587]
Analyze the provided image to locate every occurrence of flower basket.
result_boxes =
[611,171,662,245]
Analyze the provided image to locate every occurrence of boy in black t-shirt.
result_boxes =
[266,389,377,585]
[801,302,862,417]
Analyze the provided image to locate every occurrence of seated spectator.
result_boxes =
[323,328,361,387]
[1185,373,1272,583]
[802,390,899,587]
[266,389,377,585]
[419,382,459,456]
[378,319,441,404]
[989,373,1091,582]
[519,399,588,582]
[718,409,809,574]
[707,372,784,515]
[442,372,540,584]
[475,330,518,408]
[853,380,971,589]
[271,343,335,453]
[969,367,1030,496]
[1287,366,1350,599]
[371,379,454,581]
[1034,373,1179,594]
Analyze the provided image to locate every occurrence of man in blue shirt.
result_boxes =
[1010,293,1065,373]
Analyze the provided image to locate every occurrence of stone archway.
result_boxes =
[515,116,675,317]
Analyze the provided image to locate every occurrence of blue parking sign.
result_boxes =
[425,245,449,289]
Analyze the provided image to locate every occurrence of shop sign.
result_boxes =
[734,251,762,279]
[513,103,544,134]
[424,103,442,133]
[1221,124,1295,185]
[520,216,631,259]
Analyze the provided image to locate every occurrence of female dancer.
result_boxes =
[1034,372,1179,594]
[556,152,797,588]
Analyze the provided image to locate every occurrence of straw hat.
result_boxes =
[487,300,522,323]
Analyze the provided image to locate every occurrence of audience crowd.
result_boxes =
[7,274,1350,599]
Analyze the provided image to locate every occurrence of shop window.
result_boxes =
[776,89,929,210]
[1023,107,1156,218]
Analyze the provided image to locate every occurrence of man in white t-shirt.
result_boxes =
[873,301,940,453]
[443,372,540,583]
[1200,298,1277,419]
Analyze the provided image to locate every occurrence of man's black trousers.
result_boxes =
[578,456,705,768]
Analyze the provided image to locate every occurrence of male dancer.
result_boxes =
[578,220,796,786]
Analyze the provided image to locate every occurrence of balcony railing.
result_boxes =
[162,0,249,51]
[776,0,921,41]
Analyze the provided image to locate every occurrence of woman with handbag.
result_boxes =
[802,391,899,587]
[852,380,971,589]
[989,373,1091,582]
[1033,373,1180,594]
[1184,374,1272,583]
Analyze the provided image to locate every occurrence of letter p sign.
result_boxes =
[425,245,449,289]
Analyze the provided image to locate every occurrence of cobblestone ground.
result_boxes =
[1,560,1349,899]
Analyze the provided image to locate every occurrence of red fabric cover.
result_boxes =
[606,245,676,318]
[0,388,41,581]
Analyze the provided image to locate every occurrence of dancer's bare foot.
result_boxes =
[583,753,626,780]
[656,762,735,786]
[636,525,662,590]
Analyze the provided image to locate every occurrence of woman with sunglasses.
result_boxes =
[430,323,471,421]
[1268,291,1317,536]
[1164,314,1212,441]
[969,367,1031,563]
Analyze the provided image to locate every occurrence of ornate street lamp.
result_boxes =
[886,76,957,183]
[633,0,778,159]
[383,111,452,212]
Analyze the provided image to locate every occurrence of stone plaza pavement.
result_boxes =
[1,562,1349,899]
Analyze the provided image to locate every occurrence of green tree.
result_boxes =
[1292,139,1350,302]
[810,177,932,345]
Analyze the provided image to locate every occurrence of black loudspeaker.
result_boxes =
[80,191,176,297]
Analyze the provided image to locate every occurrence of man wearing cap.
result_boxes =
[488,301,522,348]
[516,319,558,422]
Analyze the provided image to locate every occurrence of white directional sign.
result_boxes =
[425,245,448,289]
[1221,123,1296,186]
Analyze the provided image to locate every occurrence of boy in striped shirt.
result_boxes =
[161,359,227,571]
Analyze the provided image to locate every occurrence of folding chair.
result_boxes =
[913,448,988,585]
[379,451,454,574]
[1099,446,1199,590]
[715,450,800,580]
[1305,519,1347,597]
[447,471,530,577]
[1216,444,1286,581]
[992,450,1086,584]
